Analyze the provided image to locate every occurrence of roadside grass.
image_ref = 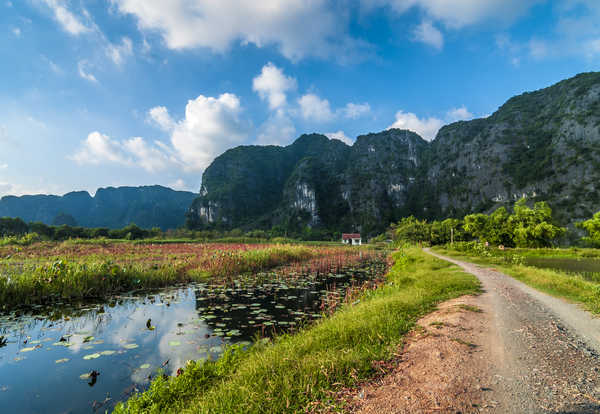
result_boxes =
[113,248,480,414]
[434,247,600,315]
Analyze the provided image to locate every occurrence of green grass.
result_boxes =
[0,245,317,307]
[113,248,480,414]
[434,247,600,315]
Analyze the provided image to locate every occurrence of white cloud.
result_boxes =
[123,137,172,172]
[148,106,175,131]
[12,27,21,37]
[298,93,334,123]
[412,20,443,50]
[587,39,600,57]
[362,0,540,28]
[71,132,131,166]
[0,163,7,169]
[325,131,354,146]
[252,62,297,110]
[446,106,473,122]
[388,110,444,141]
[389,105,475,141]
[171,93,249,170]
[109,0,361,61]
[106,37,133,65]
[78,60,97,83]
[341,102,371,119]
[169,179,190,191]
[43,0,89,35]
[256,109,296,146]
[70,132,177,173]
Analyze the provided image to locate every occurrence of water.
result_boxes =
[0,263,383,413]
[524,257,600,278]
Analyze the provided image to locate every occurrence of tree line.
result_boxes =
[390,199,600,248]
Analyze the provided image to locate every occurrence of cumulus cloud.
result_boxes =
[252,62,297,110]
[412,20,443,50]
[71,132,131,166]
[70,132,176,172]
[109,0,362,61]
[106,37,133,65]
[170,93,249,170]
[75,93,250,173]
[298,94,334,123]
[0,163,7,169]
[326,131,354,146]
[388,105,475,141]
[446,105,474,122]
[148,106,175,131]
[43,0,89,35]
[12,27,21,37]
[388,111,444,141]
[341,102,371,119]
[78,60,97,83]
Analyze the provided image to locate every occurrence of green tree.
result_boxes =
[577,211,600,246]
[508,199,565,247]
[484,207,514,246]
[395,216,431,244]
[463,213,489,241]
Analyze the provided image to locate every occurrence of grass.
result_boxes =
[0,243,357,307]
[113,247,480,414]
[434,247,600,315]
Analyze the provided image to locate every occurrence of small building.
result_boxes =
[342,233,362,245]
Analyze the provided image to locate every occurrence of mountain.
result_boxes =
[0,185,197,230]
[188,72,600,235]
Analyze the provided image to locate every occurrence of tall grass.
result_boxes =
[0,244,320,307]
[113,248,480,413]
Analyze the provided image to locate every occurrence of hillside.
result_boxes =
[0,185,197,230]
[188,72,600,235]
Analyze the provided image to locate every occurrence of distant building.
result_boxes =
[342,233,362,245]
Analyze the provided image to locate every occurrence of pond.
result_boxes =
[524,257,600,279]
[0,259,385,413]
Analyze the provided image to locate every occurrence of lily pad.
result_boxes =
[79,373,91,380]
[168,341,181,347]
[55,358,69,364]
[100,350,116,356]
[139,364,151,369]
[83,353,101,360]
[20,347,36,353]
[123,344,139,350]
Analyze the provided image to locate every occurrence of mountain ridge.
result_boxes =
[188,71,600,235]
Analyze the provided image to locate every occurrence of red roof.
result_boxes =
[342,233,361,240]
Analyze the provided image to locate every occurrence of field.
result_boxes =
[0,240,379,308]
[434,243,600,314]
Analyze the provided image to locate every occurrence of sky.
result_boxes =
[1,0,599,197]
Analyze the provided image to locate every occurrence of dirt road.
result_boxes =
[346,249,600,413]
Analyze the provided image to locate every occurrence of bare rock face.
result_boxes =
[189,71,600,235]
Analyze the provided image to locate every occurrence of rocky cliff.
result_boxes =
[0,185,197,230]
[188,72,600,235]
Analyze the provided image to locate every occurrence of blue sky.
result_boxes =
[1,0,599,197]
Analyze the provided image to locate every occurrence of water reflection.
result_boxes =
[0,260,385,413]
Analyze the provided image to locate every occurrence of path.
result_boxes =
[344,249,600,413]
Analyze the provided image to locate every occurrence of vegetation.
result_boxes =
[0,243,366,307]
[578,211,600,247]
[114,248,479,413]
[390,198,565,248]
[434,245,600,315]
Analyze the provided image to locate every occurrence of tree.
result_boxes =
[463,213,489,241]
[508,199,565,247]
[484,207,514,246]
[577,211,600,246]
[395,216,431,244]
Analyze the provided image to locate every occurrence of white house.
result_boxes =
[342,233,362,245]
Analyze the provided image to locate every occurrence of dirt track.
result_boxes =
[345,249,600,413]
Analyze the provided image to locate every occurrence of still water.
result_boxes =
[524,257,600,275]
[0,263,383,413]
